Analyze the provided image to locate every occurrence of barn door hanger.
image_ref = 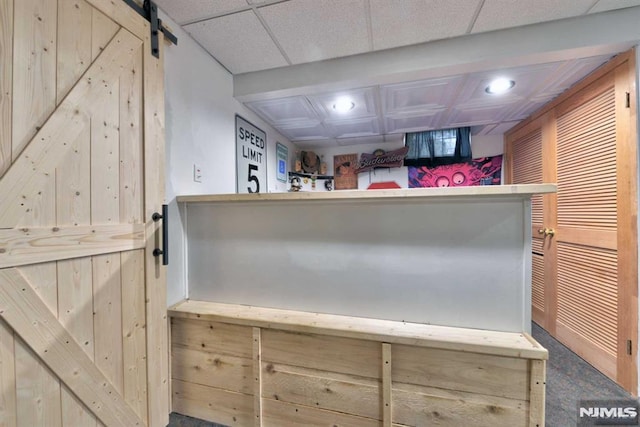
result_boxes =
[122,0,178,58]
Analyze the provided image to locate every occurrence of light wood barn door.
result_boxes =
[0,0,169,425]
[506,51,638,394]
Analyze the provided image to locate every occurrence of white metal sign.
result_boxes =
[236,115,267,193]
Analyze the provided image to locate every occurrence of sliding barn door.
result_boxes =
[506,51,638,394]
[0,0,169,425]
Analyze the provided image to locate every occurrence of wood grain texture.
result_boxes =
[86,0,147,40]
[15,336,62,427]
[56,125,91,227]
[90,65,120,225]
[262,398,380,427]
[614,55,638,395]
[0,319,16,427]
[252,327,262,427]
[172,379,253,427]
[529,360,546,427]
[392,382,527,427]
[92,253,124,394]
[0,0,12,177]
[0,28,142,227]
[119,48,144,224]
[262,329,382,379]
[170,301,548,360]
[170,305,545,427]
[58,257,97,427]
[541,112,558,336]
[262,363,381,420]
[382,343,392,427]
[177,184,557,203]
[0,223,145,268]
[556,320,616,380]
[121,249,148,423]
[171,346,253,394]
[0,268,144,426]
[56,0,92,105]
[144,26,169,425]
[392,345,529,400]
[171,318,253,358]
[12,0,57,161]
[91,7,118,61]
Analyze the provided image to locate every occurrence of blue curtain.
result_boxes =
[404,127,472,167]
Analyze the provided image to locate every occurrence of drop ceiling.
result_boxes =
[155,0,640,147]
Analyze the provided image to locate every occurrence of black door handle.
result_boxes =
[152,204,168,266]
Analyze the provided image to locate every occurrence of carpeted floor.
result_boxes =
[531,322,632,426]
[168,322,635,427]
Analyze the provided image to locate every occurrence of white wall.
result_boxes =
[186,195,532,333]
[161,11,297,306]
[298,133,505,191]
[471,134,504,158]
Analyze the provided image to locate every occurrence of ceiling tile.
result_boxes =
[246,97,319,127]
[325,117,381,139]
[278,122,330,141]
[184,11,288,74]
[473,124,498,136]
[385,111,448,134]
[370,0,481,50]
[531,55,611,99]
[448,104,515,128]
[487,121,520,135]
[257,0,369,64]
[454,63,563,108]
[589,0,640,13]
[296,139,339,149]
[308,87,377,121]
[472,0,595,33]
[502,100,550,122]
[155,0,249,25]
[337,135,385,146]
[382,76,464,116]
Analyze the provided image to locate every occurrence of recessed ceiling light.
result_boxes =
[333,97,355,113]
[486,78,515,95]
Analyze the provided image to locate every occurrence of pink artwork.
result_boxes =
[408,156,503,188]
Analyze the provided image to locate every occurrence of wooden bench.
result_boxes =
[169,300,547,427]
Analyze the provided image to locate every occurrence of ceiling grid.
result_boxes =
[156,0,640,146]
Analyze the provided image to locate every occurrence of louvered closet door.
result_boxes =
[554,74,619,380]
[506,50,637,394]
[509,126,545,326]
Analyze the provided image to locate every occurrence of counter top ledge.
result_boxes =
[177,183,556,203]
[170,299,548,360]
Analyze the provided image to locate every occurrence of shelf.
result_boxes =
[288,171,333,180]
[176,183,557,203]
[169,300,548,360]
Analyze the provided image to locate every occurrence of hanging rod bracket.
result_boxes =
[122,0,178,58]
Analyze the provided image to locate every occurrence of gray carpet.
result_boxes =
[168,322,635,427]
[531,322,633,426]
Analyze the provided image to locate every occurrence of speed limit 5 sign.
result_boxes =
[236,115,267,193]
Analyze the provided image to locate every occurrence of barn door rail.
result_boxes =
[122,0,178,58]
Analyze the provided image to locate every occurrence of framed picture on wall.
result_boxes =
[276,142,288,183]
[333,153,358,190]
